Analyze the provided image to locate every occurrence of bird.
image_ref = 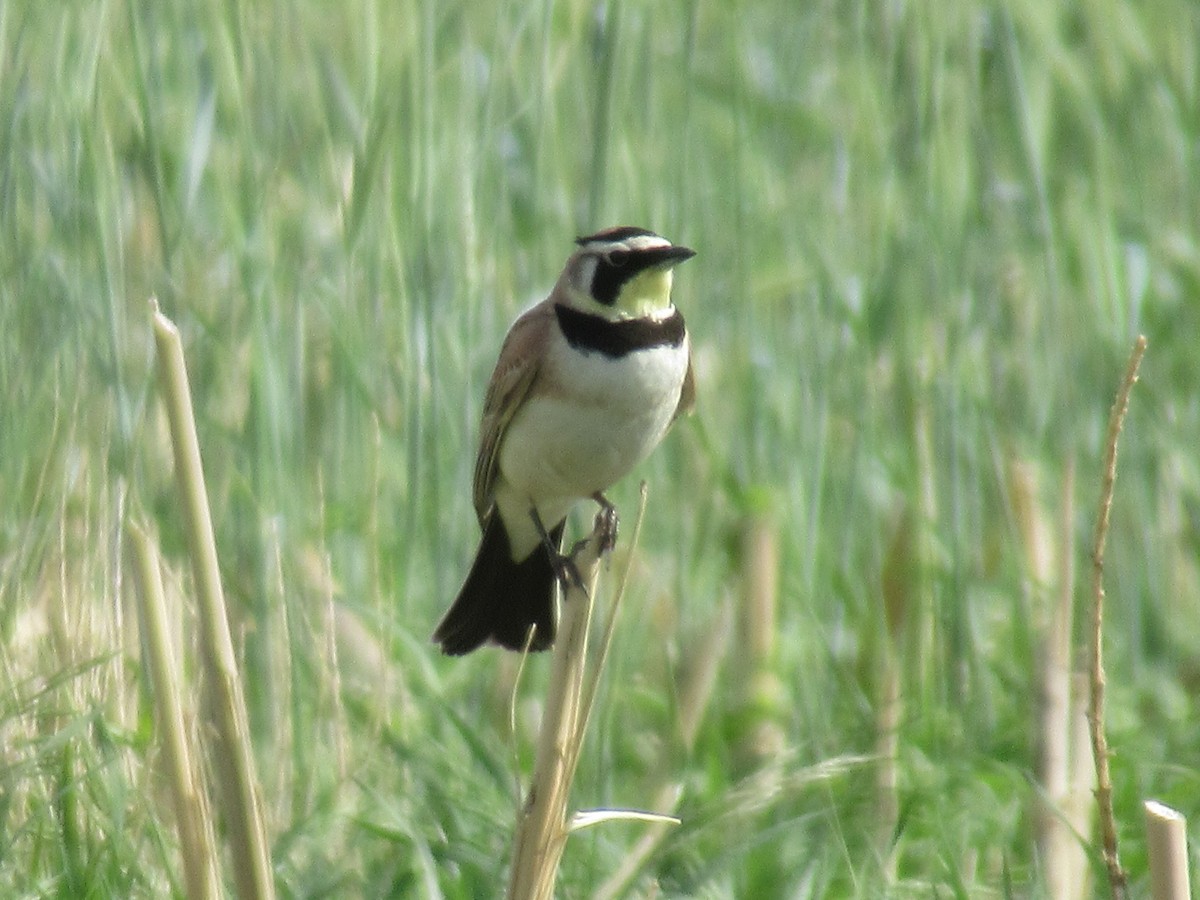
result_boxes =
[433,226,696,655]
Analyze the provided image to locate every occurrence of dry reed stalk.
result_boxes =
[1144,801,1191,900]
[734,516,785,769]
[1060,671,1097,896]
[127,521,220,900]
[873,655,901,881]
[152,302,275,900]
[678,595,733,753]
[1088,334,1147,900]
[876,505,915,881]
[1012,457,1090,899]
[507,488,675,898]
[910,390,938,692]
[505,514,608,900]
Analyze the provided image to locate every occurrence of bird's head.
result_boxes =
[559,226,695,319]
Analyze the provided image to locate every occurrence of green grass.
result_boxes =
[3,0,1199,896]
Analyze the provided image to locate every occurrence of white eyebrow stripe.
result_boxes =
[582,235,672,254]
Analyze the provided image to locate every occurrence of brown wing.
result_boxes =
[472,300,555,523]
[674,342,696,419]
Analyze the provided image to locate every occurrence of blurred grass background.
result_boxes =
[2,0,1199,896]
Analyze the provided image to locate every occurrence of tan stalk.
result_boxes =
[677,594,733,754]
[506,516,606,900]
[910,387,938,692]
[733,515,785,770]
[507,489,665,899]
[1065,671,1097,893]
[1144,801,1191,900]
[127,521,220,900]
[1088,334,1147,900]
[876,505,914,882]
[1014,457,1087,899]
[152,302,275,900]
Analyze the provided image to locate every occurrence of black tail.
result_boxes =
[433,513,565,655]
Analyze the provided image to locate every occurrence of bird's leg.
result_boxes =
[591,492,619,553]
[529,506,584,591]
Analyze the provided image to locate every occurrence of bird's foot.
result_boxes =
[551,552,586,593]
[530,507,586,593]
[592,492,619,554]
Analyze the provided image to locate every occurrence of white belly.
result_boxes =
[495,333,688,558]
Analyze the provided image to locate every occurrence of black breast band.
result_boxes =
[555,304,686,358]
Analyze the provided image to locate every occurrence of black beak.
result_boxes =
[638,244,697,269]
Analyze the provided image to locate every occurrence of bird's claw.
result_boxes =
[592,492,619,554]
[551,551,586,593]
[532,495,621,599]
[595,506,619,554]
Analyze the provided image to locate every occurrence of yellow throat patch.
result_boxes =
[615,267,674,318]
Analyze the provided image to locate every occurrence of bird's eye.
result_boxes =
[606,249,629,267]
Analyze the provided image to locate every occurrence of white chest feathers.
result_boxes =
[497,328,689,506]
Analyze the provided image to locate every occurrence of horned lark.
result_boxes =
[433,226,695,655]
